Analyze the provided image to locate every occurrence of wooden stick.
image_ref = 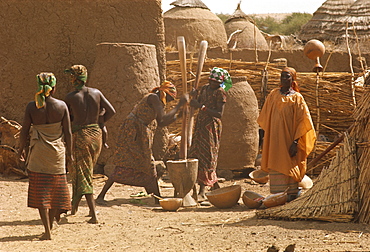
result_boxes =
[193,41,208,90]
[345,22,356,108]
[313,71,321,161]
[322,51,332,74]
[260,40,272,108]
[352,22,365,74]
[254,23,258,63]
[188,40,208,148]
[177,36,188,160]
[307,124,354,170]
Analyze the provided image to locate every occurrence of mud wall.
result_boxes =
[167,47,369,73]
[89,43,160,165]
[0,0,165,122]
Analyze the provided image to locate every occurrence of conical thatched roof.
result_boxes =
[224,3,269,50]
[257,85,370,224]
[170,0,209,9]
[225,2,252,24]
[164,3,228,51]
[299,0,355,42]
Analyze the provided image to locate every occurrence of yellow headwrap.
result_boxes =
[35,72,56,109]
[151,81,177,105]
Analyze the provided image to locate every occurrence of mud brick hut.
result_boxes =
[163,0,228,51]
[0,0,166,125]
[224,3,269,50]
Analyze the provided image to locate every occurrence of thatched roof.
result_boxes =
[164,6,228,51]
[340,0,370,40]
[224,3,269,50]
[225,2,252,24]
[298,0,355,42]
[170,0,209,9]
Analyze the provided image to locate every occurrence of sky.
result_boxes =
[162,0,327,15]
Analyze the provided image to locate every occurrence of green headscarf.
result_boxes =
[64,64,88,90]
[35,72,56,109]
[208,67,232,91]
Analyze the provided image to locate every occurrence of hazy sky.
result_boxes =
[162,0,327,14]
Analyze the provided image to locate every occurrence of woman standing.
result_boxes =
[189,67,232,200]
[257,67,316,201]
[96,81,188,204]
[18,73,73,240]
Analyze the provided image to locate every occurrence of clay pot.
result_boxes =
[303,39,325,72]
[218,76,259,172]
[249,169,269,184]
[159,198,183,211]
[206,185,242,209]
[262,191,288,208]
[242,190,265,209]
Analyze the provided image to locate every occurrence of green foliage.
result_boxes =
[251,16,281,35]
[251,13,312,35]
[280,13,312,35]
[216,13,230,23]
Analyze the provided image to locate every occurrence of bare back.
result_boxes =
[65,86,115,126]
[19,95,73,160]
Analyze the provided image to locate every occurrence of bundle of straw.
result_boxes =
[256,134,358,223]
[351,88,370,224]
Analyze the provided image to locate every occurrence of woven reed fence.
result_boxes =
[257,87,370,224]
[166,58,364,174]
[352,89,370,224]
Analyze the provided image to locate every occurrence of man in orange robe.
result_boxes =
[257,67,316,201]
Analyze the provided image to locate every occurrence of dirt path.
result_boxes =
[1,174,369,252]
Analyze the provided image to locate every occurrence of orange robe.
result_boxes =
[257,88,316,182]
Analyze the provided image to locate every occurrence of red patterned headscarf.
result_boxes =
[282,67,300,92]
[151,81,177,105]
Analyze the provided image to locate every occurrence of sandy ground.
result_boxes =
[1,172,370,252]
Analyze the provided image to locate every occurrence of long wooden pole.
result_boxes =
[315,71,320,144]
[188,40,208,148]
[307,124,354,171]
[177,36,188,160]
[345,22,356,108]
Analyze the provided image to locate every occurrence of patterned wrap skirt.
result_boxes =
[28,170,71,210]
[70,124,102,206]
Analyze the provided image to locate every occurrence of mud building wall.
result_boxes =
[0,0,165,122]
